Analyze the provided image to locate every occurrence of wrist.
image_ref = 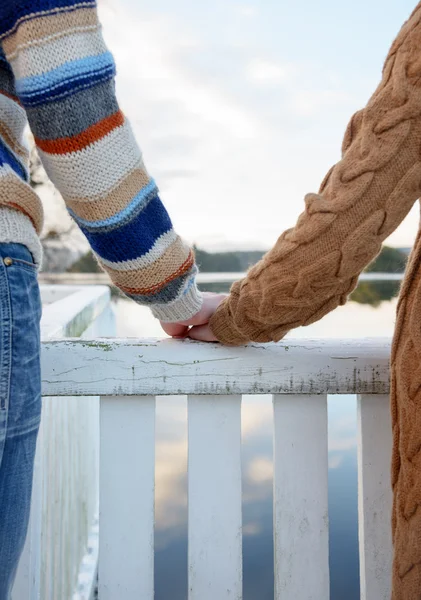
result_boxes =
[151,283,203,323]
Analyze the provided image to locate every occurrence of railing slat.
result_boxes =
[357,394,392,600]
[11,420,43,600]
[273,394,329,600]
[99,396,155,600]
[188,395,242,600]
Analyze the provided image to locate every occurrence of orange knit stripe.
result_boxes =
[35,110,125,155]
[0,90,21,105]
[118,252,195,296]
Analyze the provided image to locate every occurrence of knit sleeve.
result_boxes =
[0,1,202,322]
[210,6,421,345]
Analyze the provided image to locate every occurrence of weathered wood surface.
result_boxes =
[41,338,391,397]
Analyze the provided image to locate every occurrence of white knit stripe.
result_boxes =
[151,279,203,322]
[99,229,179,271]
[0,207,42,265]
[9,28,107,79]
[37,121,142,199]
[0,93,28,147]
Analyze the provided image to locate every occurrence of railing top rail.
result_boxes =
[41,337,391,397]
[40,285,110,340]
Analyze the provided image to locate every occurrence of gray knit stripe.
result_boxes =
[124,265,198,305]
[25,79,119,140]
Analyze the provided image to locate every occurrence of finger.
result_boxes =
[188,324,218,342]
[161,322,189,337]
[178,293,229,327]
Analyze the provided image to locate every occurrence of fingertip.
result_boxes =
[188,325,218,343]
[161,323,189,338]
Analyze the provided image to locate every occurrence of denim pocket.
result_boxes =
[0,244,41,423]
[3,255,37,275]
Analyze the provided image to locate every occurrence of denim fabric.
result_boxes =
[0,243,42,599]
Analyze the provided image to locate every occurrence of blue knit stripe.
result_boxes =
[17,52,114,95]
[0,139,27,180]
[20,70,115,107]
[81,195,173,262]
[69,180,158,232]
[0,1,97,39]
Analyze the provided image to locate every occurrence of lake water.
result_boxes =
[112,277,399,600]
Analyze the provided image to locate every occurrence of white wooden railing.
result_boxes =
[12,285,115,600]
[39,325,392,599]
[9,284,393,599]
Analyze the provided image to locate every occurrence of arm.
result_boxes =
[208,4,421,345]
[0,0,202,322]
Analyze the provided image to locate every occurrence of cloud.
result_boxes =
[329,454,344,469]
[93,0,417,253]
[290,89,353,118]
[243,521,262,535]
[247,457,273,483]
[247,58,291,84]
[242,399,273,437]
[238,5,259,18]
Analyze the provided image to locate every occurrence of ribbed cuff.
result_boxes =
[0,207,43,266]
[209,301,250,346]
[151,283,203,322]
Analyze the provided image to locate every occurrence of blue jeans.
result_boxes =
[0,243,42,598]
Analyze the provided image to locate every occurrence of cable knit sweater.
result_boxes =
[0,0,202,322]
[210,4,421,597]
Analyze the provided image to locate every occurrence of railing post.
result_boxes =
[273,394,330,600]
[188,395,243,600]
[99,395,155,600]
[357,394,392,600]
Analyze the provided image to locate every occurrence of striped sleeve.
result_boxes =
[0,0,202,322]
[0,46,43,263]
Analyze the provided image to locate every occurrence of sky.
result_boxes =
[95,0,419,251]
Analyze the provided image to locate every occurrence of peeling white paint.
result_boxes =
[41,337,391,397]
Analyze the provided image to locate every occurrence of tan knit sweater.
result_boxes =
[210,4,421,597]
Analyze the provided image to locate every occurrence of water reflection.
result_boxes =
[153,395,359,600]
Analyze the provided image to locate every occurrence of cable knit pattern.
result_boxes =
[0,0,202,321]
[210,6,421,597]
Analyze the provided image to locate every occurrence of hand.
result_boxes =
[160,292,226,341]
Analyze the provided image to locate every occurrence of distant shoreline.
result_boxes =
[39,271,405,286]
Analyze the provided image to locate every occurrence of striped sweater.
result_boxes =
[0,0,202,322]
